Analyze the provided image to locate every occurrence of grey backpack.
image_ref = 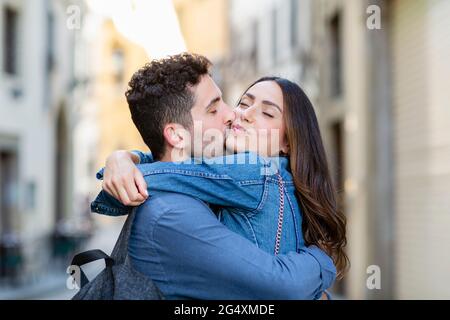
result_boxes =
[70,208,164,300]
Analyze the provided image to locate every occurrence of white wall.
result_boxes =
[392,0,450,299]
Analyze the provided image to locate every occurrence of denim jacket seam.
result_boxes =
[233,211,259,246]
[237,179,265,212]
[147,207,177,296]
[141,169,233,180]
[266,176,294,185]
[254,176,269,213]
[284,189,301,251]
[237,180,265,186]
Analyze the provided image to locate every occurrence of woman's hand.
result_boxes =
[102,150,148,206]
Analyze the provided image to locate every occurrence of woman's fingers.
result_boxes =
[117,177,146,206]
[102,179,120,201]
[101,150,147,206]
[135,170,149,199]
[116,185,135,206]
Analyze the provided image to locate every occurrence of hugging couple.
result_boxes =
[91,53,348,300]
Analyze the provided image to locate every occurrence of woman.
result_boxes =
[96,77,348,280]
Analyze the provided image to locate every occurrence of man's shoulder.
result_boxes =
[135,191,213,223]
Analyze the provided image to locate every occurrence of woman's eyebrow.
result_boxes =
[244,92,281,112]
[244,93,255,100]
[262,100,282,112]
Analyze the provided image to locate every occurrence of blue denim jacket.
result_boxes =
[94,152,304,255]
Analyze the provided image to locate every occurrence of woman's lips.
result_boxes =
[231,124,246,134]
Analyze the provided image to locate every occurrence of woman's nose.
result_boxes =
[232,109,239,122]
[241,107,255,123]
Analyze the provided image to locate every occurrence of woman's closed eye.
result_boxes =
[238,101,250,108]
[263,112,274,118]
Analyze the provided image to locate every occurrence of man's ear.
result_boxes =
[162,123,191,149]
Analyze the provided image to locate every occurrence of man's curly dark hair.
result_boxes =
[126,53,211,160]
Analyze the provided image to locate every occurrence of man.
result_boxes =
[92,53,335,299]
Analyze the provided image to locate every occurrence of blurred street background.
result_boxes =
[0,0,449,299]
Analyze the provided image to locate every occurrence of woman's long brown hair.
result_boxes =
[243,77,349,279]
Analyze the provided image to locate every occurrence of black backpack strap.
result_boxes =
[70,249,114,288]
[110,209,137,262]
[70,208,137,290]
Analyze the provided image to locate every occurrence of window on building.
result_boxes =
[47,10,55,73]
[271,8,278,64]
[0,150,18,236]
[331,120,345,198]
[111,48,125,86]
[3,6,19,75]
[329,12,343,98]
[0,149,20,279]
[330,120,346,295]
[290,0,299,49]
[251,20,259,70]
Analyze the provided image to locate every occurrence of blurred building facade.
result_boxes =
[173,0,230,92]
[222,0,450,299]
[0,0,83,286]
[174,0,230,62]
[89,19,150,171]
[311,0,450,299]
